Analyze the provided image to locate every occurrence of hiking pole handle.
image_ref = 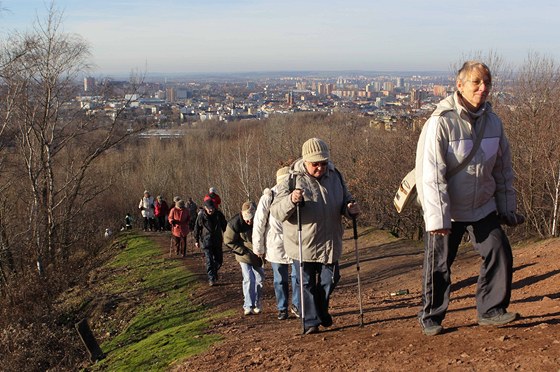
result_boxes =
[352,215,358,240]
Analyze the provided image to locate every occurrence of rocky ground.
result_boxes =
[151,228,560,371]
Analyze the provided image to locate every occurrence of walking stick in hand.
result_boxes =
[352,215,364,327]
[296,201,306,335]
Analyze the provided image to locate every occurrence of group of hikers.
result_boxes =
[134,61,525,336]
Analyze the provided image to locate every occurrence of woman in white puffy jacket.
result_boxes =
[138,190,155,231]
[252,167,300,321]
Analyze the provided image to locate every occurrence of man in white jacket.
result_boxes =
[253,166,300,320]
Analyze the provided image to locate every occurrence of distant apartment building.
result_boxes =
[433,85,448,97]
[382,81,395,92]
[84,76,95,93]
[166,87,176,103]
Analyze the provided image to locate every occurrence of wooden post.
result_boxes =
[75,318,105,362]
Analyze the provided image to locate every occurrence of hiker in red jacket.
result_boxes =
[168,199,190,257]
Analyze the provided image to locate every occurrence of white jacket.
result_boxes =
[252,186,292,264]
[139,196,155,218]
[415,92,516,231]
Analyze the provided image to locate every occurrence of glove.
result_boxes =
[498,212,525,227]
[348,201,361,216]
[171,220,178,226]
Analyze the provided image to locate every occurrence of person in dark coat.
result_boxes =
[224,201,264,315]
[194,199,227,286]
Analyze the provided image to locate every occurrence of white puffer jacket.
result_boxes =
[139,196,155,219]
[415,92,516,231]
[252,186,292,264]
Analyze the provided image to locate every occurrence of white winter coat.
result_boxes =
[415,92,516,231]
[252,186,292,265]
[139,196,155,218]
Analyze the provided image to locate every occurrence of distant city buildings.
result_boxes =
[76,72,456,133]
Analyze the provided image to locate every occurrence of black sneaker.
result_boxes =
[290,304,300,318]
[277,310,288,320]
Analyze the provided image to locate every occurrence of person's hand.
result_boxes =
[291,189,304,204]
[499,212,525,227]
[348,201,361,216]
[195,242,199,249]
[171,220,178,226]
[430,229,451,236]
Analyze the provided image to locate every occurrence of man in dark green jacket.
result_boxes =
[224,201,264,316]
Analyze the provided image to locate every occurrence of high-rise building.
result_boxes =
[396,77,404,88]
[84,76,95,92]
[166,87,176,102]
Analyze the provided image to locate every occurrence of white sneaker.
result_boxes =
[253,307,262,314]
[243,308,252,316]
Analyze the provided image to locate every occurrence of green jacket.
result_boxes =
[224,213,262,267]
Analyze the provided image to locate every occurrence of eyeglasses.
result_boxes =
[467,79,492,88]
[309,161,328,167]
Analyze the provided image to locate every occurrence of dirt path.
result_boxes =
[151,231,560,371]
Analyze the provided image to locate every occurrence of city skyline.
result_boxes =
[1,0,559,76]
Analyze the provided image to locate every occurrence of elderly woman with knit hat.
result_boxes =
[224,201,265,316]
[270,138,360,334]
[168,198,191,257]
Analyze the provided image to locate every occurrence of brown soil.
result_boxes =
[152,229,560,372]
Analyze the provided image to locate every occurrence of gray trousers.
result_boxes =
[419,213,513,327]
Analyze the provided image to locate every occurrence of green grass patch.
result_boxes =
[89,233,226,371]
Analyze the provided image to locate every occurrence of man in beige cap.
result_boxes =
[224,201,265,316]
[270,138,360,334]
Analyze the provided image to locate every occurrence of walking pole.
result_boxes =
[296,201,306,335]
[352,215,364,327]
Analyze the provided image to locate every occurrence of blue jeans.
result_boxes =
[296,261,340,328]
[271,262,301,312]
[239,262,265,310]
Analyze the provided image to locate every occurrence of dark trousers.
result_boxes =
[172,235,187,256]
[296,261,340,328]
[419,213,513,327]
[143,217,155,231]
[202,245,223,282]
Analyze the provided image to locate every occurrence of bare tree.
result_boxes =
[502,53,560,237]
[1,4,143,280]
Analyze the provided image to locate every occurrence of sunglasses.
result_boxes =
[310,161,328,167]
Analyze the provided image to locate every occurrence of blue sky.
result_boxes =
[1,0,559,75]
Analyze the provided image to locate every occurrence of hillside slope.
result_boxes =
[151,229,560,371]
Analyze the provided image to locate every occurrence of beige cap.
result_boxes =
[241,201,256,221]
[302,138,330,163]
